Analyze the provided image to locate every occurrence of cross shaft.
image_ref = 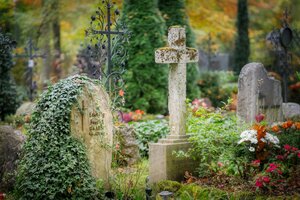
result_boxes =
[14,38,44,101]
[155,27,198,136]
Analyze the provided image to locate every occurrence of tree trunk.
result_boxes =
[52,0,62,82]
[40,0,52,85]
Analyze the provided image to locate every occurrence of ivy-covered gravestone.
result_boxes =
[16,75,113,199]
[70,78,113,181]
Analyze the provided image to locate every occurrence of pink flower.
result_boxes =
[255,179,263,188]
[217,162,224,167]
[192,99,200,106]
[251,160,261,167]
[284,144,291,151]
[298,152,300,158]
[121,112,132,123]
[276,155,285,161]
[115,143,120,150]
[262,176,270,183]
[292,147,299,152]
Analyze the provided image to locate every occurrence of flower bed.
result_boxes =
[181,102,300,196]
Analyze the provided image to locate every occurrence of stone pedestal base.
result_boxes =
[149,135,198,183]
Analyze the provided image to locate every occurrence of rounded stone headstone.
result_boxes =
[15,102,36,116]
[70,83,113,183]
[237,62,283,123]
[282,102,300,119]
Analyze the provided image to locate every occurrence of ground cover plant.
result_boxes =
[132,119,169,157]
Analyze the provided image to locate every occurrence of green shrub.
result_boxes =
[272,125,300,149]
[187,106,246,177]
[15,76,100,199]
[132,119,169,157]
[0,31,20,120]
[4,114,25,128]
[197,71,237,108]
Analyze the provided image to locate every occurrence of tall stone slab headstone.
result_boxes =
[237,62,283,123]
[70,83,113,184]
[149,26,199,183]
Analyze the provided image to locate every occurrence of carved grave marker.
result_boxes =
[237,62,283,123]
[70,83,113,184]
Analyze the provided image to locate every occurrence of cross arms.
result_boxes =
[155,47,198,64]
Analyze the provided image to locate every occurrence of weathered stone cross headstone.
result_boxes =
[149,26,199,183]
[155,26,198,138]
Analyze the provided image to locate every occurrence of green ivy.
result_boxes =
[15,75,101,200]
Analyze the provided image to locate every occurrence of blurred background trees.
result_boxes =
[0,0,299,114]
[233,0,250,75]
[159,0,199,100]
[121,0,168,113]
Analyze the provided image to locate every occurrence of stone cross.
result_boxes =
[155,27,198,136]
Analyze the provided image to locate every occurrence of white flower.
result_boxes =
[249,147,255,152]
[264,132,280,144]
[238,130,258,144]
[250,138,258,144]
[240,130,257,138]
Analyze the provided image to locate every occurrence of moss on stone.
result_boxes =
[155,180,182,193]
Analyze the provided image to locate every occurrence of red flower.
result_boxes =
[298,152,300,158]
[262,176,270,183]
[266,163,278,173]
[255,114,265,123]
[276,155,285,161]
[255,179,263,188]
[284,144,291,151]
